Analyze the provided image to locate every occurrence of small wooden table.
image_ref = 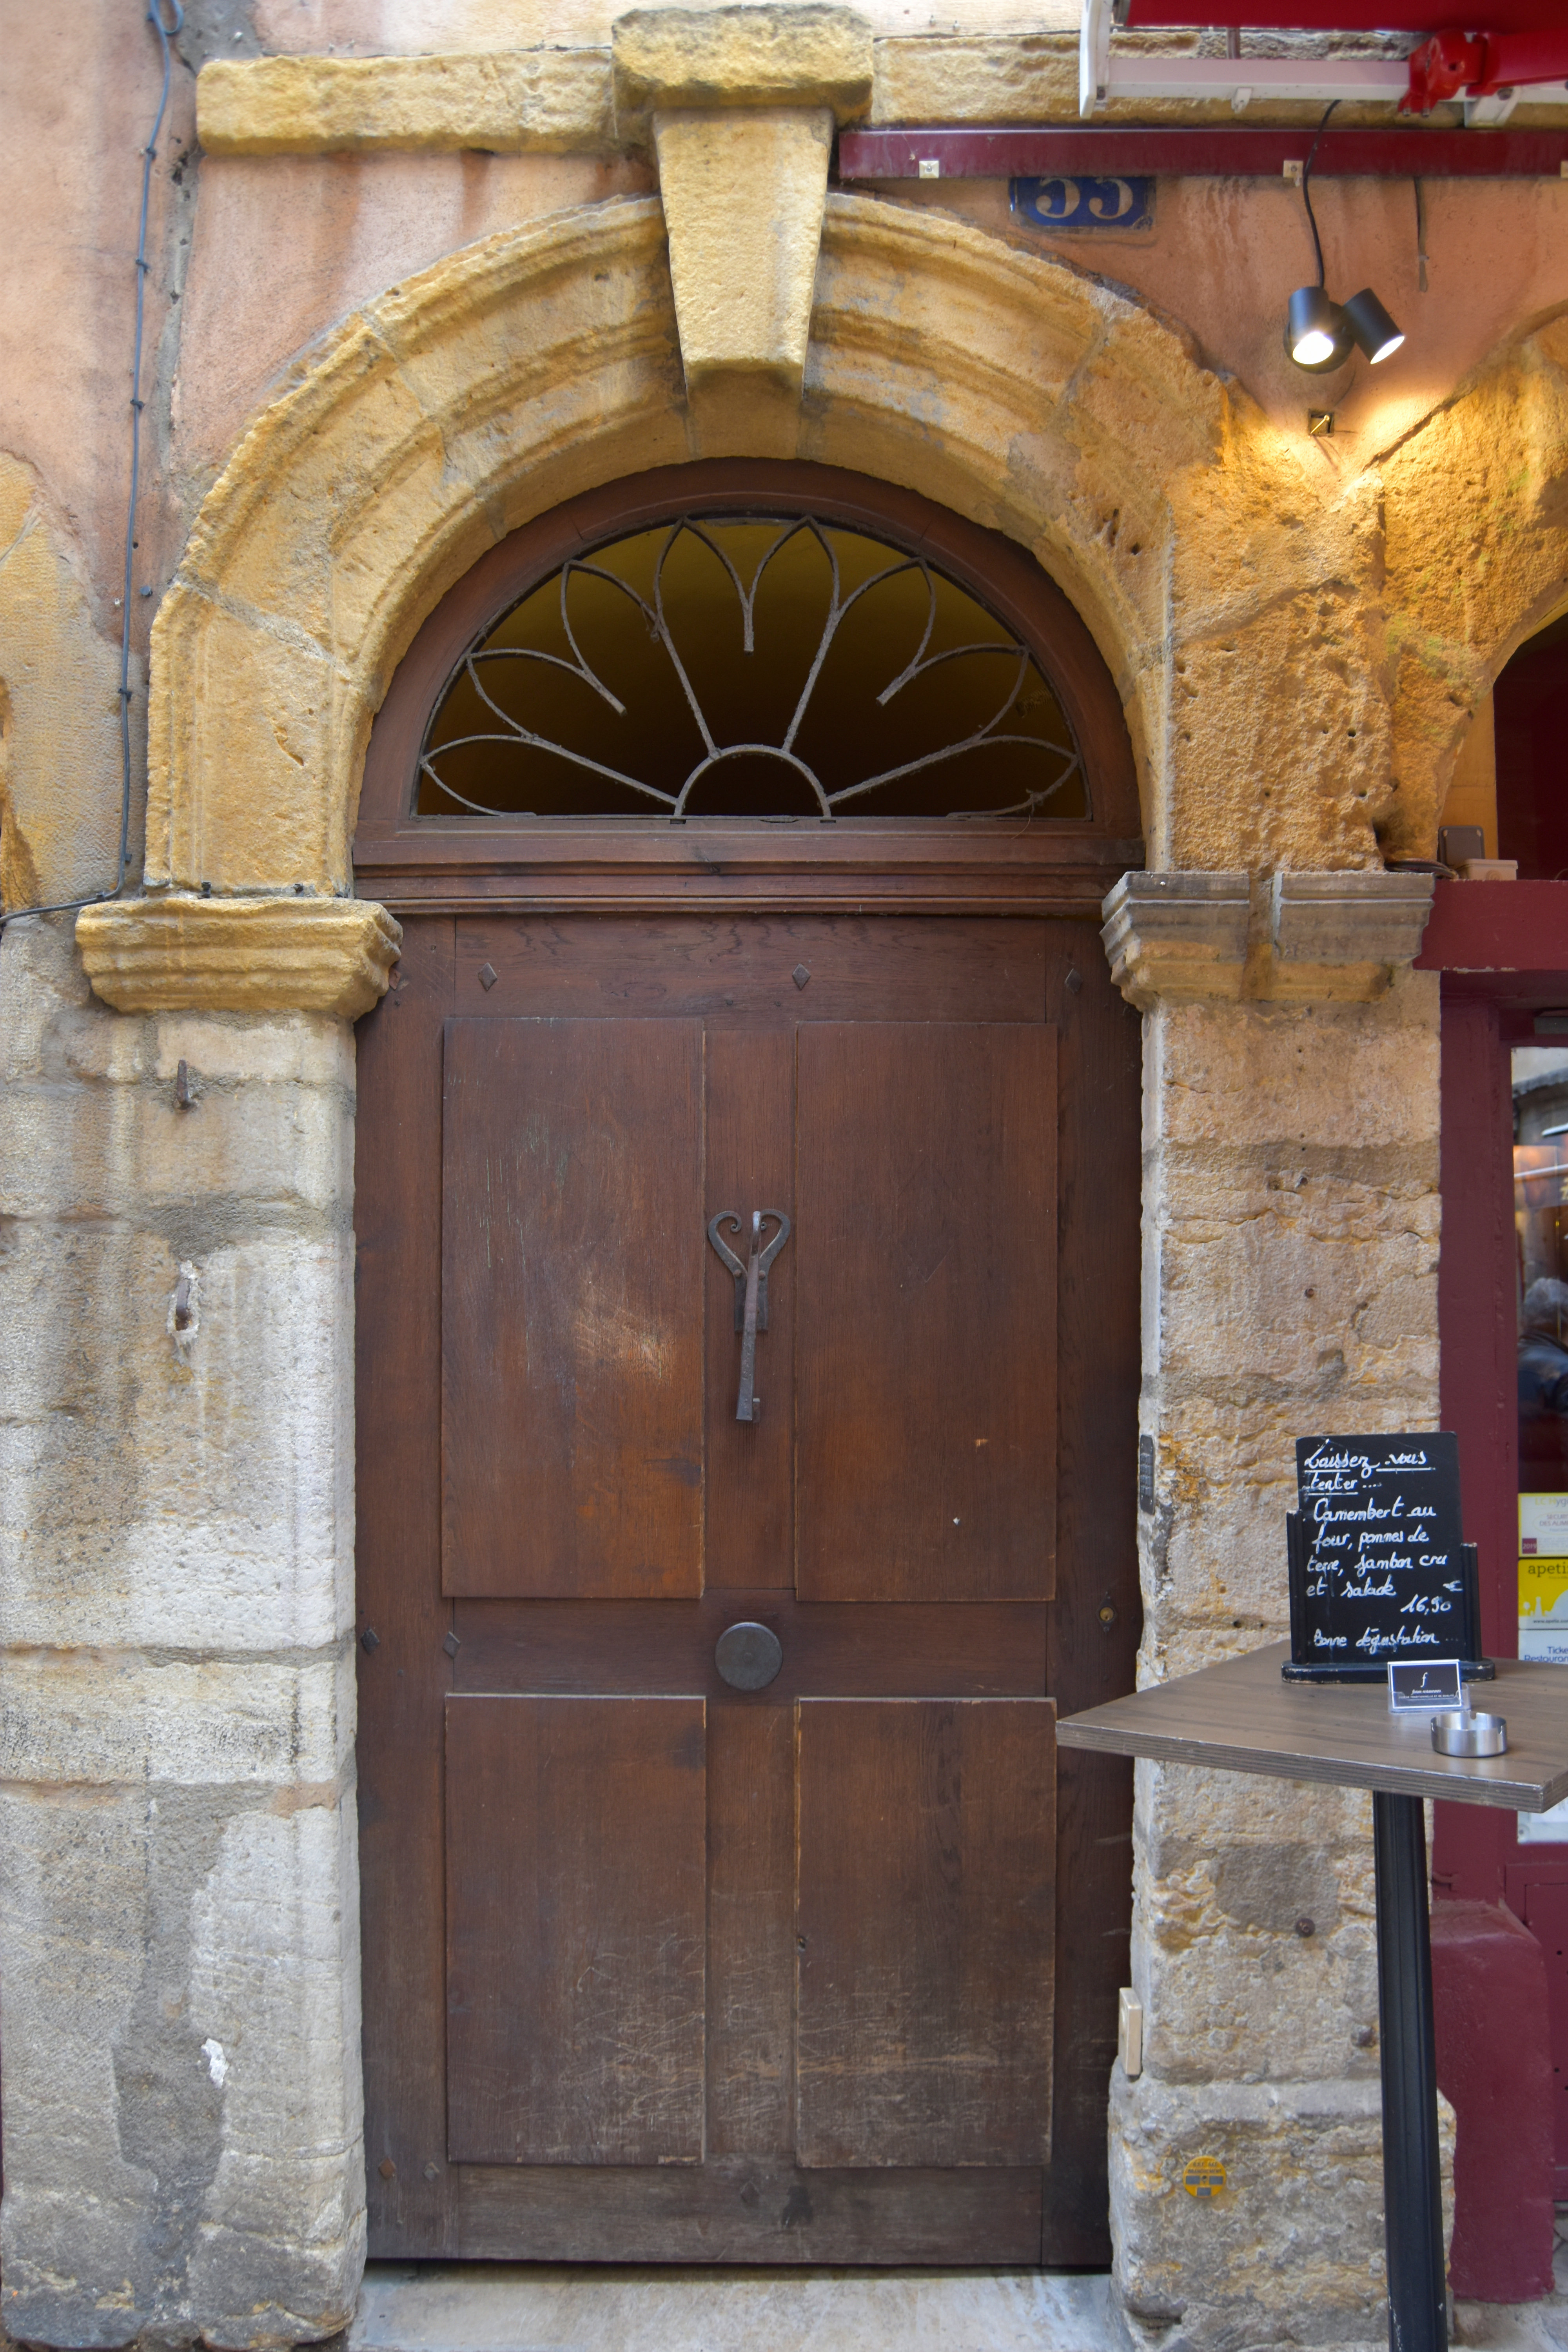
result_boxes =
[1058,1643,1568,2352]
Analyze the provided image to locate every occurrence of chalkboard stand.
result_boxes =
[1285,1520,1494,1683]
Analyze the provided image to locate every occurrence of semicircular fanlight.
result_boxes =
[417,514,1089,823]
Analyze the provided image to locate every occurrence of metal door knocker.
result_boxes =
[707,1209,791,1423]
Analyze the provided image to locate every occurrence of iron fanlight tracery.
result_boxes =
[416,515,1089,825]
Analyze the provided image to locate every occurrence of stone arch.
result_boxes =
[1379,306,1568,854]
[76,194,1568,1013]
[113,196,1242,931]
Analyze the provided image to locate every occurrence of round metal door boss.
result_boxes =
[715,1621,783,1691]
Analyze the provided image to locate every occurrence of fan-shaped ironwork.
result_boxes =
[417,515,1088,823]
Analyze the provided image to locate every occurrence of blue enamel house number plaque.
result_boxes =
[1011,176,1154,232]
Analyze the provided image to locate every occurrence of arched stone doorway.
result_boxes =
[352,458,1143,2262]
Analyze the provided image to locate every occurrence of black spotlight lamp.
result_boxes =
[1343,286,1405,364]
[1287,284,1352,372]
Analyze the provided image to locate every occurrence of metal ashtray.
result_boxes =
[1431,1710,1508,1758]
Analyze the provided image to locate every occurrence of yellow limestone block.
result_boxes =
[653,104,832,455]
[78,895,403,1020]
[613,5,871,136]
[197,51,617,156]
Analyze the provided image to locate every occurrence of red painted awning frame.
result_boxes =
[838,124,1568,178]
[1122,3,1562,27]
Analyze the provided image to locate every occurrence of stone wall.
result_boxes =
[0,925,363,2347]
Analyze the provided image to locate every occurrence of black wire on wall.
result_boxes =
[0,0,185,937]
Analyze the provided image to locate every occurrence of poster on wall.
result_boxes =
[1517,1498,1568,1840]
[1519,1493,1568,1664]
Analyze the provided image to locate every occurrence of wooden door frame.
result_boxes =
[352,462,1145,2264]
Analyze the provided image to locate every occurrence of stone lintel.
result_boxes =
[195,35,1563,160]
[197,51,618,157]
[1102,869,1437,1008]
[76,895,402,1020]
[1101,871,1251,1010]
[613,6,873,142]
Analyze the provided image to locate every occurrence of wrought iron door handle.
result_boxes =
[707,1209,791,1422]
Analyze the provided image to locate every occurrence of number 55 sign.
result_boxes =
[1012,175,1154,231]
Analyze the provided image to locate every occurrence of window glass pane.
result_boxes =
[415,516,1089,822]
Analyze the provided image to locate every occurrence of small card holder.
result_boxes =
[1388,1659,1465,1714]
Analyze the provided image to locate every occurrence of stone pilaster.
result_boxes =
[0,924,365,2348]
[1102,873,1446,2350]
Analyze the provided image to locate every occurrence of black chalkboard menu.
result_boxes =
[1285,1432,1488,1683]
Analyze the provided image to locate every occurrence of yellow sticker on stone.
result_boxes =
[1182,2156,1228,2200]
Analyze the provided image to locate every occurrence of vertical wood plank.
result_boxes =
[795,1698,1056,2169]
[1041,923,1140,2263]
[706,1705,796,2156]
[441,1018,704,1598]
[355,915,459,2253]
[446,1694,708,2165]
[796,1023,1057,1602]
[705,1027,795,1587]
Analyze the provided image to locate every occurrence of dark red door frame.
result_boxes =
[1419,880,1568,1896]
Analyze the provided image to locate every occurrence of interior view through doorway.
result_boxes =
[350,465,1145,2264]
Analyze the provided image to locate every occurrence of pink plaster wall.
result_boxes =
[891,172,1568,467]
[3,2,1566,686]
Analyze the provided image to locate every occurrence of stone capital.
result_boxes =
[1100,871,1251,1010]
[1269,869,1435,989]
[76,895,402,1020]
[1101,869,1436,1008]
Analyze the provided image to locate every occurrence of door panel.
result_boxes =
[446,1693,708,2165]
[707,1706,797,2157]
[441,1018,704,1598]
[357,910,1142,2267]
[453,914,1049,1025]
[705,1026,795,1587]
[796,1024,1057,1602]
[795,1699,1056,2168]
[449,2156,1046,2263]
[450,1591,1047,1699]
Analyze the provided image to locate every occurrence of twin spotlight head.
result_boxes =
[1287,284,1406,373]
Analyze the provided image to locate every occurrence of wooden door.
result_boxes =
[356,912,1140,2264]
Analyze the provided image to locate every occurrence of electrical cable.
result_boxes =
[0,0,185,938]
[1299,98,1341,290]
